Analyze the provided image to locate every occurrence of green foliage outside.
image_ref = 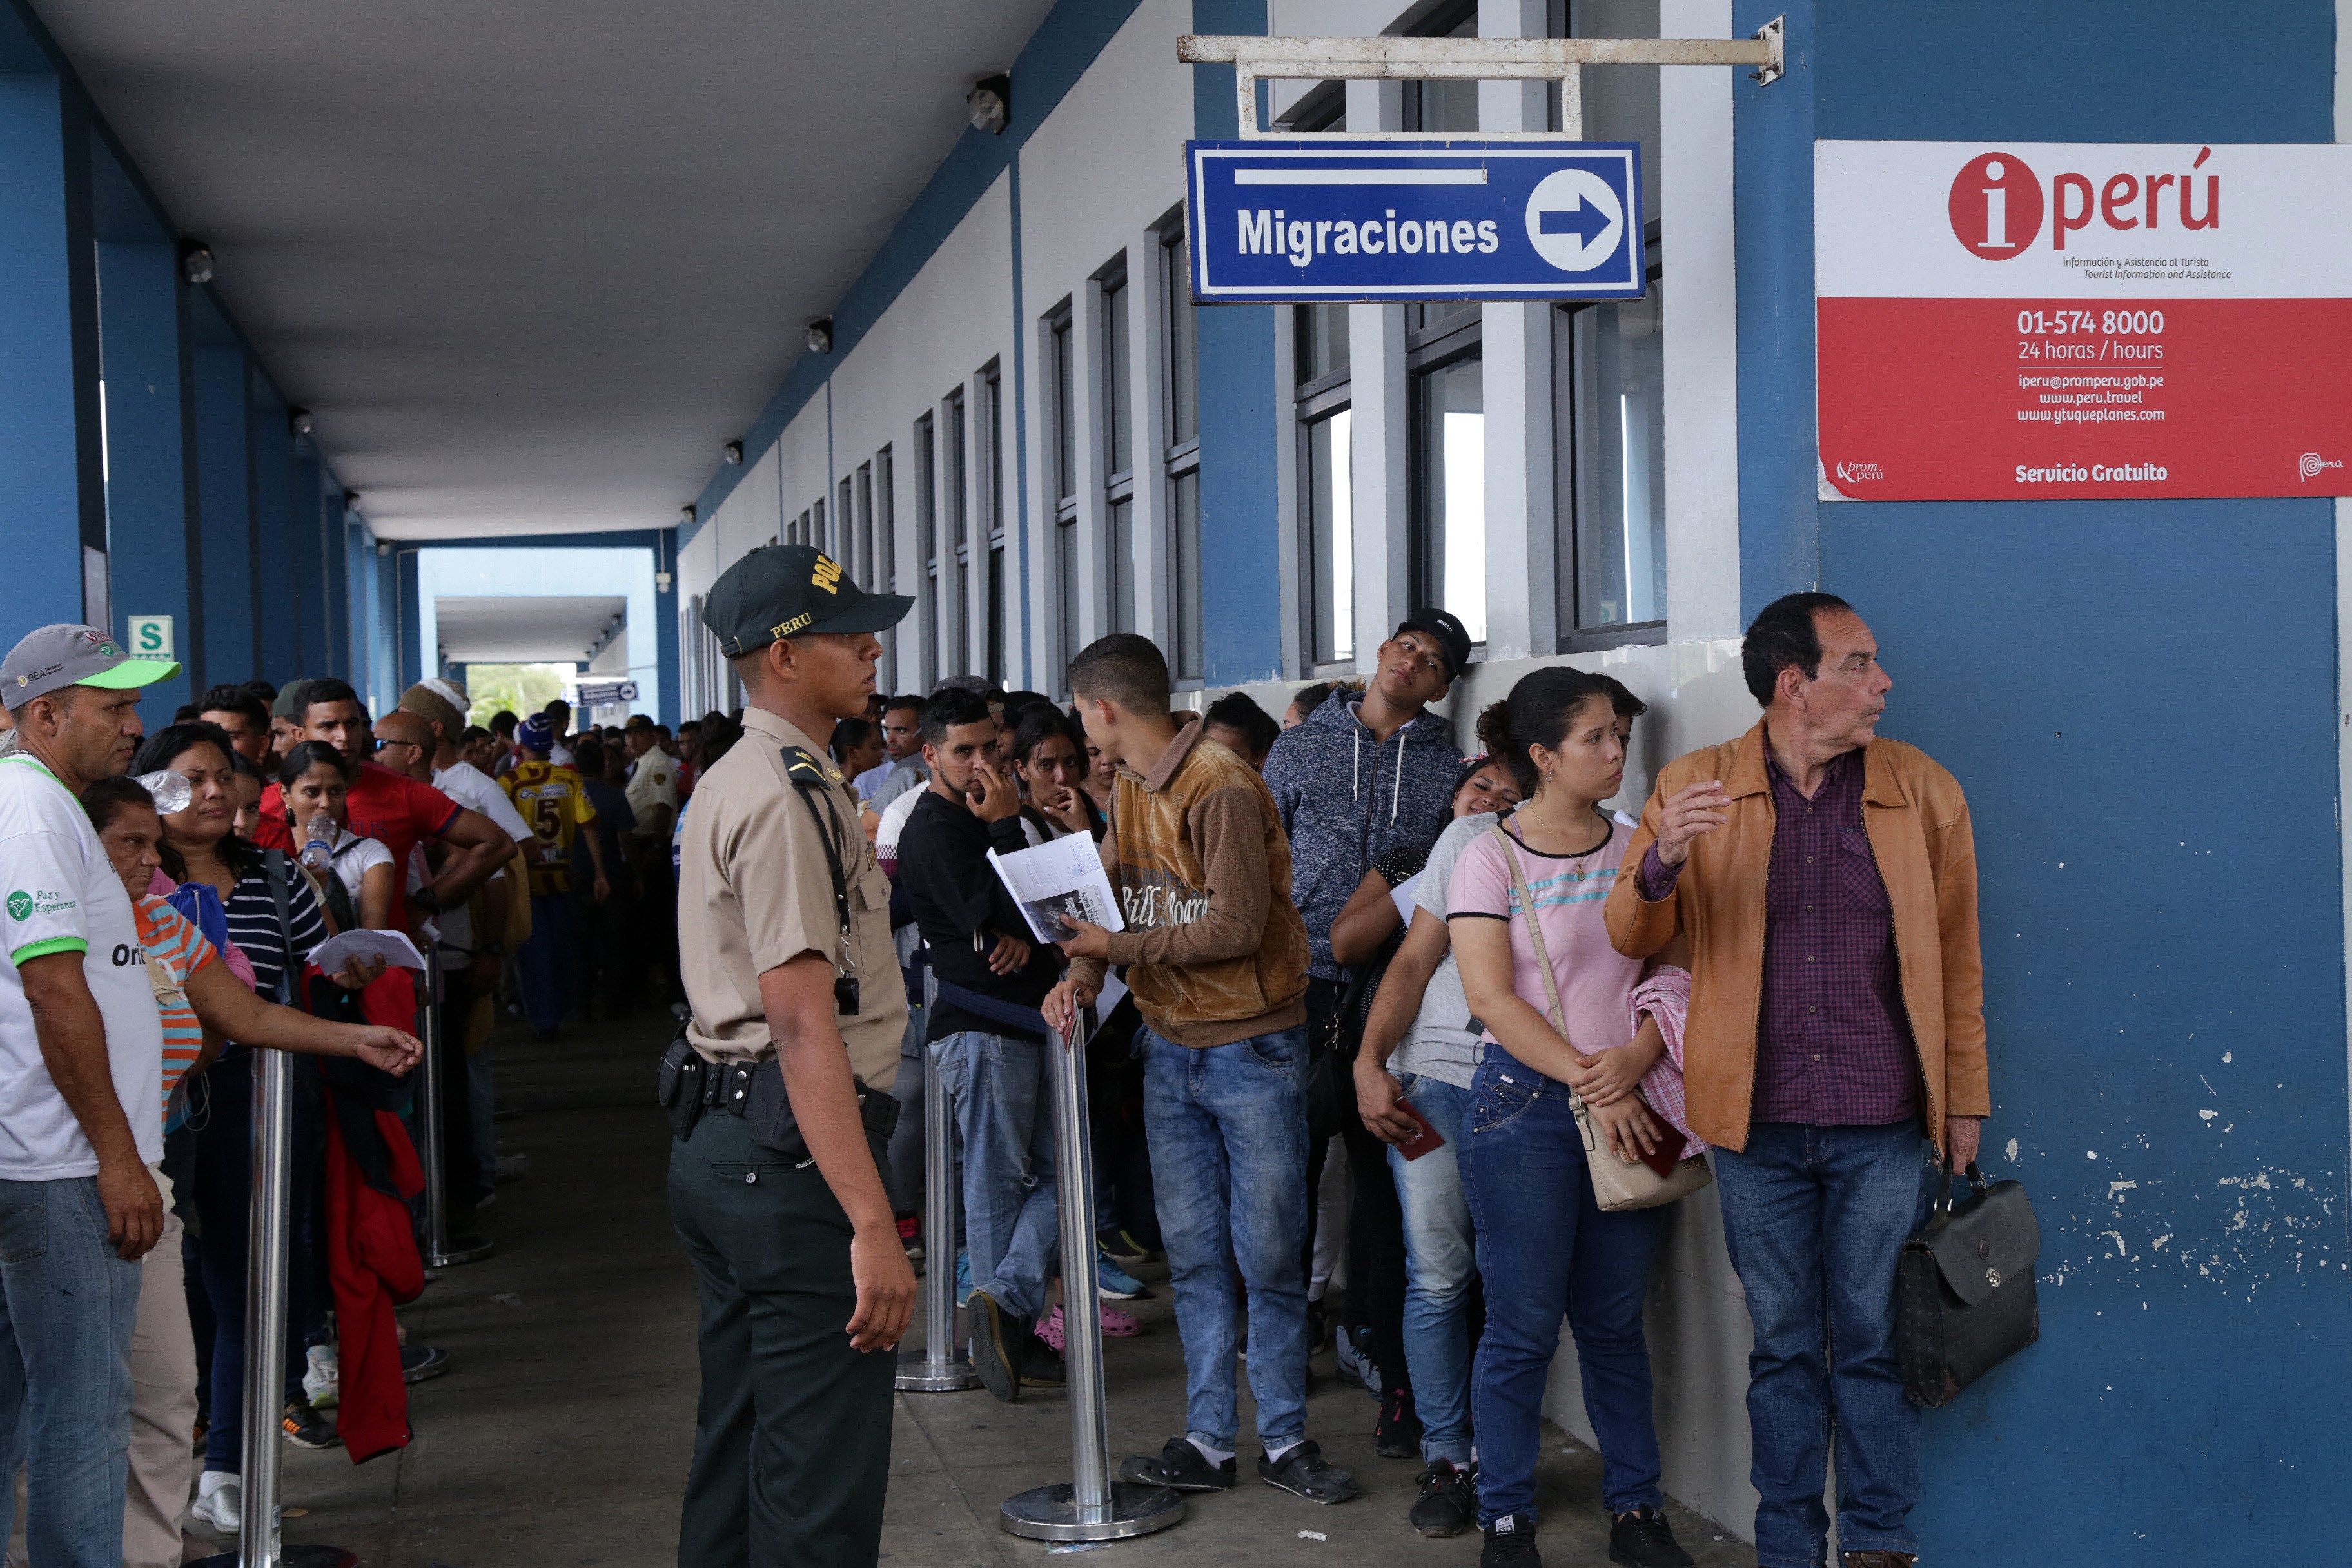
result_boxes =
[462,663,571,728]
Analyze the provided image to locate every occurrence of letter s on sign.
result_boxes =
[1476,219,1500,253]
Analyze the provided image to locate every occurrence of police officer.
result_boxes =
[667,544,917,1568]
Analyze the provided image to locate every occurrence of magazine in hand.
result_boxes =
[986,836,1126,945]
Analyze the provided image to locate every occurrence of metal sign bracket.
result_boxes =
[1179,20,1784,141]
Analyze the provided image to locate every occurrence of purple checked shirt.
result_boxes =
[1636,745,1919,1126]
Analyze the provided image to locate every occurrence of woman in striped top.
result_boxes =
[81,774,421,1565]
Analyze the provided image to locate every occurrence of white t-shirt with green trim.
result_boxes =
[0,757,164,1177]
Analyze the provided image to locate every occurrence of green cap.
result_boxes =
[271,680,316,720]
[701,544,913,659]
[1,625,178,707]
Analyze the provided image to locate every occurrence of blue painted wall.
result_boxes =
[1734,3,2346,1556]
[95,240,195,714]
[192,346,257,682]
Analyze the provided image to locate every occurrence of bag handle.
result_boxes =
[1934,1157,1990,1215]
[1486,823,1579,1101]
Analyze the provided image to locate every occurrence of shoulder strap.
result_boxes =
[260,849,299,1004]
[1487,823,1572,1047]
[778,745,856,964]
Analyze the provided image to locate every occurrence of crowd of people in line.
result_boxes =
[0,570,1988,1568]
[796,587,1986,1568]
[0,627,729,1568]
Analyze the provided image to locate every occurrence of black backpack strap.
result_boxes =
[260,848,300,1004]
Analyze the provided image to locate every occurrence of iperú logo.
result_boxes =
[1949,153,2043,259]
[5,892,28,921]
[1952,147,2221,258]
[2298,453,2342,483]
[1835,460,1885,484]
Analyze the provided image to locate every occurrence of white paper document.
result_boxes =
[310,928,427,974]
[986,837,1126,946]
[1389,870,1423,925]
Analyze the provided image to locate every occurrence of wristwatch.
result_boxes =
[412,886,444,916]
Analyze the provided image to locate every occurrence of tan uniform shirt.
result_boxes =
[623,747,679,834]
[677,707,906,1090]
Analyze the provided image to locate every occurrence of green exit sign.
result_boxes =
[125,615,174,659]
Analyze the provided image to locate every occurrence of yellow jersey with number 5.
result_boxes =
[502,760,597,896]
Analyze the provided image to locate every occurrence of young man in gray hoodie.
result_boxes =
[1259,608,1470,1451]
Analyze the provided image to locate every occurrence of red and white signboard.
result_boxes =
[1816,141,2352,500]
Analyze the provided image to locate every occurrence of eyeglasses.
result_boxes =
[375,738,424,756]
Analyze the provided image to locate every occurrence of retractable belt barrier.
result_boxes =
[999,1010,1184,1543]
[897,962,981,1393]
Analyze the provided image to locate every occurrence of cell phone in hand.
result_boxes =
[1395,1096,1446,1161]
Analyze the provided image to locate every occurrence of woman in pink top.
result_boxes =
[1444,669,1697,1568]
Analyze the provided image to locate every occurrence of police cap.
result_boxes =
[702,545,914,658]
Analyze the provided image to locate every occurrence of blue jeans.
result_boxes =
[517,891,575,1032]
[1141,1024,1309,1452]
[1389,1075,1476,1464]
[0,1177,140,1568]
[1713,1121,1932,1568]
[933,1030,1059,1323]
[1462,1052,1665,1524]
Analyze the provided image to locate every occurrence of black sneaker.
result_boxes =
[1119,1436,1236,1493]
[1409,1460,1476,1538]
[280,1396,339,1450]
[1374,1385,1422,1458]
[400,1344,450,1384]
[1482,1514,1541,1567]
[1257,1439,1358,1505]
[1096,1224,1158,1264]
[965,1289,1021,1404]
[1609,1505,1694,1568]
[1016,1331,1066,1389]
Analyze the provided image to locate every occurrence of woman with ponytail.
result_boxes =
[1444,669,1701,1568]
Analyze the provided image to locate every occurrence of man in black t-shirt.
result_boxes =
[894,687,1066,1403]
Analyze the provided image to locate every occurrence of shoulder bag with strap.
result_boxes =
[1896,1158,2041,1406]
[1487,822,1710,1212]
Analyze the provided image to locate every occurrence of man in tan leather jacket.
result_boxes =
[1605,592,1990,1568]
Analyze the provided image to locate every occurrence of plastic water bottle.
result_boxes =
[299,829,334,874]
[134,769,191,815]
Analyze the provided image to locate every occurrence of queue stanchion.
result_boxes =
[418,946,495,1267]
[190,1044,357,1568]
[898,961,979,1392]
[1000,1008,1184,1543]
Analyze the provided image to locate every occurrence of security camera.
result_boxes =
[179,240,214,285]
[289,407,313,436]
[680,504,698,525]
[967,74,1011,135]
[724,440,744,466]
[807,318,834,355]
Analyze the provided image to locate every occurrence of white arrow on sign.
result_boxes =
[1524,168,1625,273]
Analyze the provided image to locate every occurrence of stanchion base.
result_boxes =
[426,1235,498,1267]
[1001,1482,1184,1542]
[190,1545,357,1568]
[895,1345,981,1392]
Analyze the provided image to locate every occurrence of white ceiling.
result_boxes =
[435,594,626,664]
[34,0,1056,541]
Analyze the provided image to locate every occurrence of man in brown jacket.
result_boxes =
[1043,634,1358,1509]
[1605,592,1989,1568]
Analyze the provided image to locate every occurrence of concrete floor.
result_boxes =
[236,1011,1756,1568]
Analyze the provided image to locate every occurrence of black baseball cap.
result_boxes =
[1396,608,1473,683]
[701,544,914,658]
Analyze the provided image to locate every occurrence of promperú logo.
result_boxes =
[1835,460,1885,484]
[6,892,28,920]
[2299,453,2343,483]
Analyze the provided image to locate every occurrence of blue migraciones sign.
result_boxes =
[1185,139,1645,303]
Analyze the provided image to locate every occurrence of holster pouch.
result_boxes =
[745,1057,901,1160]
[656,1028,707,1142]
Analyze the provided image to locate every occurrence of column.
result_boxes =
[97,239,199,711]
[291,449,328,678]
[0,73,104,640]
[1347,79,1411,672]
[654,531,681,725]
[1479,0,1559,661]
[193,345,259,681]
[250,375,298,680]
[1191,0,1284,685]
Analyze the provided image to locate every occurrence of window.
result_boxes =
[980,361,1006,685]
[1097,259,1135,634]
[812,498,826,556]
[916,414,937,681]
[1048,303,1079,687]
[854,464,874,585]
[944,387,968,676]
[1297,304,1353,669]
[1553,0,1667,647]
[1160,229,1202,683]
[838,478,854,571]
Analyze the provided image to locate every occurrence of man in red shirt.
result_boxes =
[254,678,508,930]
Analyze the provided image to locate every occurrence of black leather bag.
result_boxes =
[1897,1161,2041,1407]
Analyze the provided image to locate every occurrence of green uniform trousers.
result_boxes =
[669,1110,896,1568]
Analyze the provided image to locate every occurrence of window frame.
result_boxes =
[980,359,1006,685]
[1159,226,1203,687]
[1046,299,1081,685]
[1097,255,1135,635]
[943,385,968,676]
[1405,306,1484,643]
[873,447,897,687]
[1294,306,1355,677]
[915,413,938,683]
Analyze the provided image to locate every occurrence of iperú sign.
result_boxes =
[1186,139,1645,303]
[1816,140,2352,500]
